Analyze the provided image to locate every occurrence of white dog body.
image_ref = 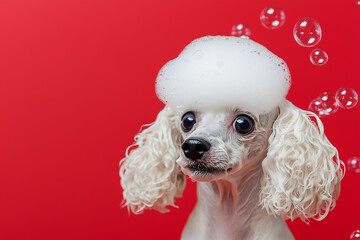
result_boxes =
[182,162,293,240]
[119,37,343,239]
[120,102,343,239]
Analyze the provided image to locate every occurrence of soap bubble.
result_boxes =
[350,230,360,240]
[231,23,252,38]
[308,92,339,117]
[347,157,360,174]
[293,17,322,47]
[156,36,290,115]
[335,87,358,109]
[310,49,328,66]
[260,6,286,29]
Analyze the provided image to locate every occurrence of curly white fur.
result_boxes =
[119,106,185,214]
[120,101,344,239]
[260,101,344,222]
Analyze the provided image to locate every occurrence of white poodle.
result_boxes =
[119,36,344,240]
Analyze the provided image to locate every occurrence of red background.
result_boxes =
[0,0,359,239]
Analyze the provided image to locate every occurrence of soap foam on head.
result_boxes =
[155,36,291,115]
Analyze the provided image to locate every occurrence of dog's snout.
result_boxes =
[181,138,211,161]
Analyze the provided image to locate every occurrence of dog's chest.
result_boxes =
[198,181,259,240]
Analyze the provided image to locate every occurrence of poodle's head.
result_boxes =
[119,36,344,222]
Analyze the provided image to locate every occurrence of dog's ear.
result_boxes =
[119,105,185,214]
[260,100,344,222]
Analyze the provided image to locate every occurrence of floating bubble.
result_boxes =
[335,87,358,109]
[310,49,328,66]
[231,23,252,38]
[308,92,339,117]
[350,230,360,240]
[347,157,360,174]
[260,6,286,29]
[293,17,322,47]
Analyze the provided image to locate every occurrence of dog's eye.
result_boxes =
[233,115,254,134]
[181,112,196,132]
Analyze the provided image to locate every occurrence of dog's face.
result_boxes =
[121,101,343,219]
[176,108,279,182]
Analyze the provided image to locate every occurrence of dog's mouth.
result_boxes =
[176,157,231,182]
[184,164,228,182]
[187,165,225,174]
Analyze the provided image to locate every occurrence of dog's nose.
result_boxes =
[181,138,211,161]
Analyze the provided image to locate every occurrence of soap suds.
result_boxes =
[155,36,291,115]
